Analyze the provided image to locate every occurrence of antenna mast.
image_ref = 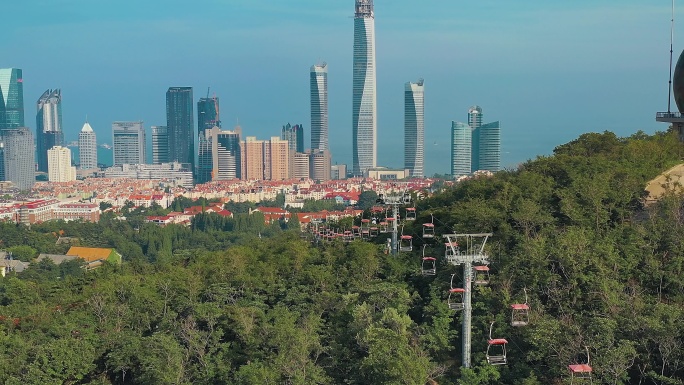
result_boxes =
[669,0,675,113]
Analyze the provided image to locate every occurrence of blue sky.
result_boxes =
[3,0,676,175]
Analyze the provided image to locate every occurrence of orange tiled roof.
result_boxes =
[66,247,114,262]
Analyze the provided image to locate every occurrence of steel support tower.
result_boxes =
[444,233,492,368]
[376,191,411,255]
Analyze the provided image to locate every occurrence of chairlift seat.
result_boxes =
[568,364,592,374]
[421,257,436,276]
[473,265,490,285]
[422,223,435,238]
[486,339,508,365]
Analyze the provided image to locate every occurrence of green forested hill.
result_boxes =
[0,130,683,384]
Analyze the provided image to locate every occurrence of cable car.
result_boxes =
[421,257,436,276]
[510,289,530,327]
[486,322,508,365]
[400,235,413,252]
[473,265,490,286]
[343,230,354,242]
[569,347,593,384]
[422,223,435,238]
[352,226,361,238]
[369,226,379,237]
[379,221,389,233]
[448,288,465,310]
[405,207,417,221]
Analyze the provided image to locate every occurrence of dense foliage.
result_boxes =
[0,130,683,384]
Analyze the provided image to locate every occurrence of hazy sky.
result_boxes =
[3,0,677,175]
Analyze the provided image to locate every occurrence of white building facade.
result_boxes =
[78,122,98,170]
[404,80,424,178]
[47,146,76,182]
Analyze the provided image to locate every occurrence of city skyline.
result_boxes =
[2,1,677,176]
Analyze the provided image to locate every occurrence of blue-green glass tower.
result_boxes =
[451,122,471,177]
[451,106,500,177]
[0,68,25,132]
[166,87,195,171]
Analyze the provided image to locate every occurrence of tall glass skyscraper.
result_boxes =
[405,80,424,178]
[151,126,169,165]
[36,89,63,172]
[197,97,221,184]
[78,121,97,170]
[352,0,377,176]
[310,63,328,151]
[451,122,472,177]
[451,106,501,177]
[166,87,194,170]
[198,97,220,133]
[0,68,24,131]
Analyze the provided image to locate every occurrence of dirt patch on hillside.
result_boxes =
[644,163,684,204]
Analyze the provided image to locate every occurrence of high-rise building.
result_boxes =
[240,136,289,181]
[352,0,377,176]
[451,122,472,177]
[198,97,220,133]
[151,126,169,165]
[36,89,63,172]
[331,164,347,180]
[404,80,424,178]
[281,123,304,153]
[310,149,331,181]
[47,146,76,182]
[477,121,501,173]
[199,126,241,181]
[1,127,34,190]
[78,121,97,170]
[310,63,328,151]
[112,121,146,166]
[166,87,194,169]
[451,106,501,177]
[292,152,311,180]
[0,68,24,131]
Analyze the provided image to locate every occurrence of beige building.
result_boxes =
[47,146,76,182]
[292,152,310,179]
[310,149,331,181]
[241,136,289,181]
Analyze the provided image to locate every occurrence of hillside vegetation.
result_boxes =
[0,130,683,384]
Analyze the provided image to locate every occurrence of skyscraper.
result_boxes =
[197,96,221,184]
[112,121,146,166]
[36,89,63,172]
[151,126,169,165]
[1,127,34,190]
[198,96,220,133]
[166,87,194,169]
[405,80,424,178]
[281,123,304,153]
[352,0,377,176]
[310,63,328,151]
[47,146,76,182]
[0,68,24,131]
[451,106,501,177]
[200,126,241,181]
[78,121,97,170]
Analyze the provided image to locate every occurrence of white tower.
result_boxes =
[404,80,424,178]
[78,121,98,170]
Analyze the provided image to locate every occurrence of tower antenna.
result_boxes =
[669,0,675,113]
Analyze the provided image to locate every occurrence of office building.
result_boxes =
[112,121,146,166]
[36,89,63,172]
[166,87,194,169]
[47,146,76,182]
[0,142,4,181]
[199,126,241,181]
[0,68,24,131]
[352,0,377,176]
[310,63,328,151]
[292,152,311,180]
[198,97,220,133]
[103,162,193,188]
[331,164,347,180]
[404,80,424,178]
[78,121,97,170]
[152,126,169,164]
[281,123,304,153]
[310,149,331,181]
[451,122,472,177]
[450,106,501,177]
[1,127,34,190]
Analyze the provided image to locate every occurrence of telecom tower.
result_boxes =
[444,233,492,368]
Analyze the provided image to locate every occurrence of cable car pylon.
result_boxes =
[444,232,493,368]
